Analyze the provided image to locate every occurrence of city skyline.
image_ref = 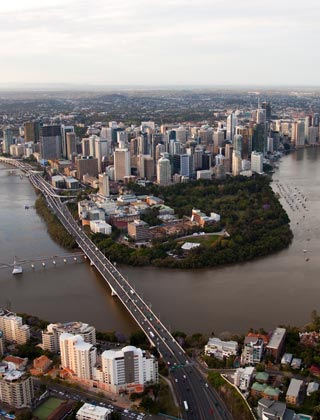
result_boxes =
[1,0,320,87]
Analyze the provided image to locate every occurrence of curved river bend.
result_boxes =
[1,147,320,336]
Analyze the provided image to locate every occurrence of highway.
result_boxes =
[1,158,233,420]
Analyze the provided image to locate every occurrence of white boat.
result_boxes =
[12,258,23,275]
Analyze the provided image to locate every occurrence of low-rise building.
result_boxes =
[3,356,27,371]
[281,353,293,365]
[286,378,303,406]
[52,175,66,188]
[205,337,238,360]
[191,209,220,227]
[257,398,295,420]
[76,403,111,420]
[31,355,52,375]
[90,220,112,235]
[307,381,319,396]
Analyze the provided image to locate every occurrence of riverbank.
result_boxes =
[30,172,294,269]
[35,195,77,250]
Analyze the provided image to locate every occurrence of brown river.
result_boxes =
[1,147,320,337]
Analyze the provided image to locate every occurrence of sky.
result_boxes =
[1,0,320,87]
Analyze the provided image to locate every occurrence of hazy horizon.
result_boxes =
[1,0,319,87]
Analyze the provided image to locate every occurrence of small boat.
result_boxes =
[305,258,309,262]
[24,205,29,210]
[12,257,22,275]
[303,250,308,253]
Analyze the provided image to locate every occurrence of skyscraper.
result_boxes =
[251,151,263,173]
[66,132,77,161]
[156,154,171,185]
[114,148,131,182]
[2,128,14,154]
[61,125,74,158]
[99,173,110,196]
[39,125,61,160]
[227,112,237,142]
[252,123,266,154]
[232,151,242,176]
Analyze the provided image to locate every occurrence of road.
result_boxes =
[2,158,233,420]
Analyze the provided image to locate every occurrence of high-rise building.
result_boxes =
[39,125,61,160]
[252,123,266,154]
[156,154,171,185]
[66,132,77,161]
[291,120,305,147]
[99,345,158,393]
[213,130,225,154]
[76,156,99,181]
[313,113,319,127]
[24,122,40,143]
[42,322,96,353]
[262,101,271,120]
[95,137,109,172]
[2,128,14,154]
[256,108,266,124]
[61,125,74,158]
[251,151,263,173]
[82,138,90,156]
[114,148,131,182]
[0,365,34,408]
[236,126,251,159]
[179,154,192,177]
[308,126,319,145]
[233,134,242,154]
[60,333,97,380]
[0,310,30,345]
[232,151,242,176]
[226,113,237,142]
[175,126,187,144]
[98,173,110,196]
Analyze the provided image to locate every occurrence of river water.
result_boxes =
[1,148,320,337]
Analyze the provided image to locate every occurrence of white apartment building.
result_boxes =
[241,336,264,365]
[251,151,263,174]
[0,310,30,345]
[42,322,96,353]
[98,346,158,393]
[60,334,97,380]
[76,403,111,420]
[204,338,238,360]
[0,365,34,408]
[234,367,255,391]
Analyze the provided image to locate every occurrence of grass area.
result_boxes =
[208,372,254,420]
[33,397,64,420]
[157,379,180,417]
[179,234,220,246]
